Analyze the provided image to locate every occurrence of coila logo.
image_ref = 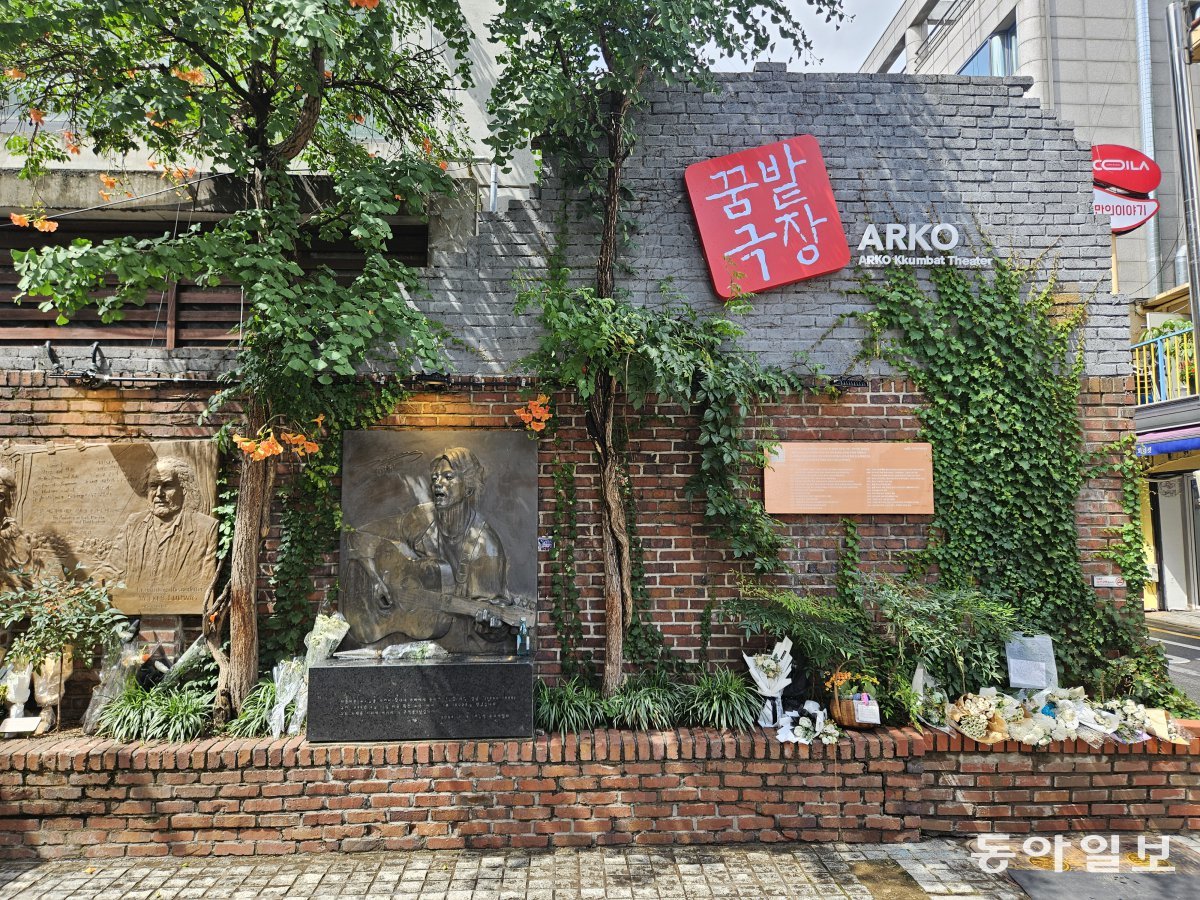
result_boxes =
[1094,158,1153,172]
[1091,144,1161,196]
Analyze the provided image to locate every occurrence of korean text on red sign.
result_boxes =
[685,135,850,299]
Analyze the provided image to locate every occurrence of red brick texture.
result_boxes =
[0,370,1135,692]
[1,728,1196,860]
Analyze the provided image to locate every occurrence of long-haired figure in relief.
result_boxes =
[345,447,531,654]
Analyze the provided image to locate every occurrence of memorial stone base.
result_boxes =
[307,656,534,742]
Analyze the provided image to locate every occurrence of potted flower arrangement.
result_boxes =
[824,669,879,729]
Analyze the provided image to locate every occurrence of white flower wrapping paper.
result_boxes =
[777,700,841,745]
[743,638,793,727]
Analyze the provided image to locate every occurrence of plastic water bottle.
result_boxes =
[516,618,530,657]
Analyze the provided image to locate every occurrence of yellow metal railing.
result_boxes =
[1133,325,1197,405]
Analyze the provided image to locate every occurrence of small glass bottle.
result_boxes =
[516,617,530,657]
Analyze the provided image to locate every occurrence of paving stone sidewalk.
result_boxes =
[0,840,1026,899]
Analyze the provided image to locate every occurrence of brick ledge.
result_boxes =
[2,723,1197,773]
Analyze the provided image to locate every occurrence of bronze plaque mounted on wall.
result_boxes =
[339,429,537,656]
[2,441,218,613]
[763,442,934,515]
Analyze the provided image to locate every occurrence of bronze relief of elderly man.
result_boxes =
[96,456,218,599]
[0,466,32,594]
[346,447,518,654]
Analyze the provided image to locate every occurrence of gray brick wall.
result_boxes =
[3,71,1126,380]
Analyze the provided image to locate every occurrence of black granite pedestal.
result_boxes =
[306,656,534,742]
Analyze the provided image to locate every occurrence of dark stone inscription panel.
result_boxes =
[307,656,533,742]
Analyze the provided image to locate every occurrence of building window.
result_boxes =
[958,22,1018,77]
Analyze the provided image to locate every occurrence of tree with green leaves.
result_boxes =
[489,0,843,694]
[0,0,470,719]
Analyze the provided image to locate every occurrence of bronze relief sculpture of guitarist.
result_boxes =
[344,447,531,654]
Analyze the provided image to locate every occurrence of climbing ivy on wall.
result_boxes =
[1092,436,1149,604]
[856,259,1168,692]
[549,460,591,680]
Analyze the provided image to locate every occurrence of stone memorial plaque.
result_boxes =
[339,430,537,656]
[1006,633,1058,690]
[763,442,934,515]
[307,657,534,741]
[2,441,218,613]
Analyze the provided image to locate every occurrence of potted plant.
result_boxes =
[0,573,127,733]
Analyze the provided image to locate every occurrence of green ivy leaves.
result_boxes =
[857,259,1166,692]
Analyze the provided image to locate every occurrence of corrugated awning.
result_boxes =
[1136,424,1200,456]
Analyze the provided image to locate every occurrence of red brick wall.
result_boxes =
[0,371,1133,700]
[1,729,1195,859]
[918,730,1200,835]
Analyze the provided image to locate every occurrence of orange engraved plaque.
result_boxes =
[763,442,934,515]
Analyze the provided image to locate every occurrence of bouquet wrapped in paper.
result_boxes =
[979,688,1026,726]
[999,685,1094,746]
[777,700,841,745]
[743,638,793,727]
[286,611,353,735]
[1080,697,1147,744]
[1007,713,1058,747]
[947,693,1007,744]
[1145,708,1194,745]
[911,665,950,732]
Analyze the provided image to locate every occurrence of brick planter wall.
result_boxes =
[1,728,1197,860]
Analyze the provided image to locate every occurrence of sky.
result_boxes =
[721,0,908,73]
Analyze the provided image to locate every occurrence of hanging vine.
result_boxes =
[549,460,591,680]
[1091,435,1150,604]
[257,377,410,666]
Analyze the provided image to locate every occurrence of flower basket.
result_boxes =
[829,694,874,730]
[824,668,880,730]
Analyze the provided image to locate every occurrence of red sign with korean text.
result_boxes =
[1092,144,1161,195]
[685,135,850,299]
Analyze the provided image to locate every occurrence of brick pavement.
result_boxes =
[0,839,1026,899]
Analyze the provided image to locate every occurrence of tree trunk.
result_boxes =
[593,91,636,696]
[595,92,631,301]
[591,379,634,697]
[227,446,274,714]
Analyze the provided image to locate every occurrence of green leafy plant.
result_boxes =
[516,271,817,693]
[96,678,155,743]
[723,579,871,679]
[224,678,282,738]
[0,574,126,671]
[602,672,686,730]
[863,576,1020,699]
[97,678,213,743]
[681,668,759,731]
[548,461,591,680]
[620,451,689,676]
[1092,437,1150,603]
[2,0,469,721]
[534,677,606,735]
[856,258,1169,691]
[257,379,407,666]
[1098,645,1200,717]
[490,0,843,696]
